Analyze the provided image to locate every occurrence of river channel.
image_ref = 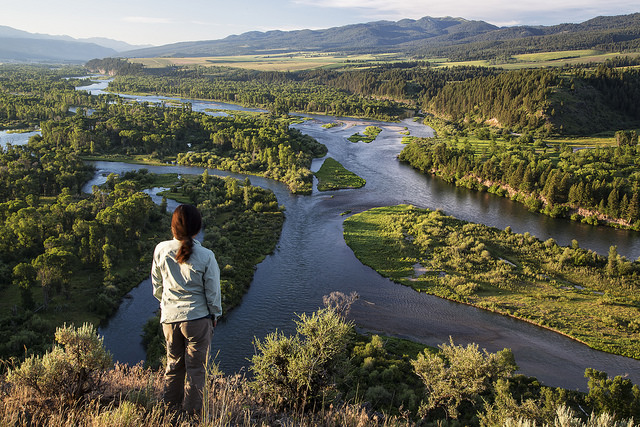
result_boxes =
[79,79,640,391]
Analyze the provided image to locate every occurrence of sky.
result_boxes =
[1,0,639,47]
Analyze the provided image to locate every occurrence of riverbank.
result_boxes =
[398,135,640,232]
[343,205,640,360]
[458,171,636,230]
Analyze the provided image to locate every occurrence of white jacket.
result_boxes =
[151,238,222,323]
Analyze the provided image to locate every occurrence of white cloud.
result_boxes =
[291,0,639,24]
[489,20,522,27]
[122,16,172,24]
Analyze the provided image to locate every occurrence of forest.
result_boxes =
[32,101,326,194]
[0,131,164,359]
[88,57,640,136]
[398,133,640,229]
[0,65,293,361]
[0,64,118,129]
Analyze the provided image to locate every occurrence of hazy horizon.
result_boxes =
[1,0,639,47]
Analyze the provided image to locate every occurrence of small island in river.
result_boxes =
[343,204,640,360]
[315,157,366,191]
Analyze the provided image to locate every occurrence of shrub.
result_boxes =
[585,368,640,420]
[8,323,112,401]
[412,337,517,420]
[250,307,354,410]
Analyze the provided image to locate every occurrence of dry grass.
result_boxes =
[0,363,402,426]
[434,51,640,70]
[130,52,408,72]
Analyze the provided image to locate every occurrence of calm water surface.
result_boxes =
[0,130,40,148]
[78,80,640,391]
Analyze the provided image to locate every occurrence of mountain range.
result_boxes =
[1,12,640,63]
[122,13,640,60]
[122,16,498,58]
[0,25,150,63]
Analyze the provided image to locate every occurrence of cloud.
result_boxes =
[489,20,522,27]
[290,0,639,24]
[122,16,172,24]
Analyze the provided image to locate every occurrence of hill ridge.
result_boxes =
[122,13,640,59]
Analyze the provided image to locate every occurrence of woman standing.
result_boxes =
[151,204,222,416]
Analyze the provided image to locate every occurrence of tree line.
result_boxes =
[88,58,640,136]
[0,64,117,129]
[399,137,640,228]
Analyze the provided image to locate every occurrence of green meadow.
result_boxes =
[343,205,640,359]
[315,157,366,191]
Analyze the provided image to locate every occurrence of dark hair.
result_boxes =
[171,204,202,264]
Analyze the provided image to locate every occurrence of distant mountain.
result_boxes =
[412,13,640,59]
[122,13,640,60]
[123,17,498,57]
[76,37,152,52]
[3,12,640,63]
[0,25,150,63]
[0,38,117,63]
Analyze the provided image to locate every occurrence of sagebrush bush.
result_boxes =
[7,322,112,400]
[412,337,517,420]
[250,307,354,411]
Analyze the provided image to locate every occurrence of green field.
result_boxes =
[343,205,640,359]
[315,157,366,191]
[129,48,640,73]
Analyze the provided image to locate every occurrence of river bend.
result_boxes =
[78,79,640,390]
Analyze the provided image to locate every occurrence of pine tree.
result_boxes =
[627,190,640,222]
[620,194,629,221]
[606,246,618,276]
[520,165,535,193]
[608,188,620,218]
[543,170,559,205]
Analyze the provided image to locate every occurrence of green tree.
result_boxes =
[626,190,639,222]
[13,262,36,309]
[32,248,72,308]
[606,246,618,276]
[585,368,640,420]
[608,188,620,218]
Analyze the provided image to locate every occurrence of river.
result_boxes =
[0,130,40,148]
[78,79,640,391]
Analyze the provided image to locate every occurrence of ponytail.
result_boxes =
[171,204,202,264]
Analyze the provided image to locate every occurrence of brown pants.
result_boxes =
[162,317,213,415]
